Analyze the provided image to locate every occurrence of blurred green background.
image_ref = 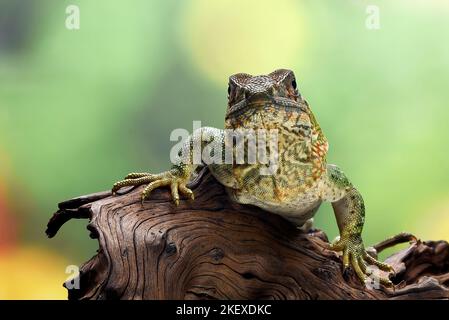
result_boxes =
[0,0,448,299]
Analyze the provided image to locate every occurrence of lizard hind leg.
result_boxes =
[298,218,314,232]
[281,216,315,232]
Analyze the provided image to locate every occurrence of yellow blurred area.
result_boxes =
[180,0,305,84]
[0,247,69,299]
[417,198,449,242]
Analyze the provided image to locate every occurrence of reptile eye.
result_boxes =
[227,85,231,96]
[292,79,297,90]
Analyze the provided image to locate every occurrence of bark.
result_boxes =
[46,168,449,300]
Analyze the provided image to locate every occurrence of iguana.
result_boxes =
[112,69,393,287]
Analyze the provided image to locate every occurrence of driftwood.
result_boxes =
[46,168,449,300]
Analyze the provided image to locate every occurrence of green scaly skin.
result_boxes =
[112,69,393,287]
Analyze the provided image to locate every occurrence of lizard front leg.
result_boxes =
[112,127,224,204]
[324,164,394,287]
[111,166,194,205]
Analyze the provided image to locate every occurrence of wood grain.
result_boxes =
[46,168,449,300]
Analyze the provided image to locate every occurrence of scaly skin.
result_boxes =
[112,69,393,287]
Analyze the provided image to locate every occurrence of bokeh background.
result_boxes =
[0,0,448,299]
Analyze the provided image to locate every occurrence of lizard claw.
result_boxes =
[330,235,394,289]
[112,175,158,195]
[179,184,194,200]
[113,170,193,206]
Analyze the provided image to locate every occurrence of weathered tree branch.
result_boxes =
[46,168,449,300]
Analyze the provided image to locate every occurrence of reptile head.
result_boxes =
[225,69,305,121]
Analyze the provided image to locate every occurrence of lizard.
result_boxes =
[111,69,393,287]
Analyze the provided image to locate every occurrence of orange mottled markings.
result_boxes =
[299,112,310,123]
[274,186,282,200]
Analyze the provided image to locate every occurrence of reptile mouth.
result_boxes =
[226,95,306,119]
